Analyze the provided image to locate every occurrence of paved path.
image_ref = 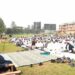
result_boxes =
[1,50,75,67]
[0,50,57,67]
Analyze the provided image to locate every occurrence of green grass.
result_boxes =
[12,33,33,38]
[0,41,23,53]
[0,33,33,53]
[19,62,75,75]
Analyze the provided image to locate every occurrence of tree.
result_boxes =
[10,21,24,34]
[6,28,13,34]
[0,18,6,34]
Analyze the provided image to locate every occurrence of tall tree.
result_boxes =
[0,18,6,34]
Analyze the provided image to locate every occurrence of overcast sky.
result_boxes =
[0,0,75,29]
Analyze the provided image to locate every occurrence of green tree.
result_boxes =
[6,28,13,34]
[11,21,24,34]
[0,18,6,34]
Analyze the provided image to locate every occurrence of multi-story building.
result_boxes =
[44,24,56,30]
[34,22,41,30]
[33,22,41,33]
[44,24,56,33]
[58,22,75,35]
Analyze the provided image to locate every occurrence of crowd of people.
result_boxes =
[10,34,75,53]
[0,34,75,74]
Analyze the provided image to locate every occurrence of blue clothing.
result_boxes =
[0,55,16,72]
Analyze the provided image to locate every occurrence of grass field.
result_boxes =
[19,62,75,75]
[0,40,23,53]
[0,36,75,75]
[13,33,33,38]
[0,33,32,52]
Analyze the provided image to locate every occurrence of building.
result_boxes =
[58,22,75,36]
[32,22,41,33]
[34,22,41,30]
[44,24,56,30]
[44,24,56,33]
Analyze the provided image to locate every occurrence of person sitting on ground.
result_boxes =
[65,41,74,53]
[0,55,17,73]
[35,40,43,50]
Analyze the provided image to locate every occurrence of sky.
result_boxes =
[0,0,75,30]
